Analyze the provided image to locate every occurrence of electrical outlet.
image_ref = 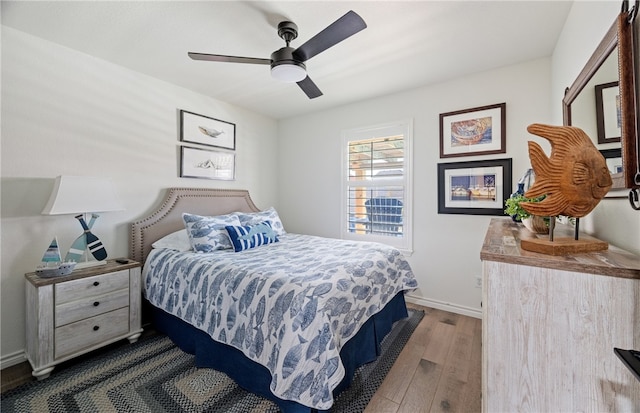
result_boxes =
[475,276,482,288]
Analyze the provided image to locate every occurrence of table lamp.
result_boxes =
[41,175,124,269]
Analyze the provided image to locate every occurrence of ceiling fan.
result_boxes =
[188,10,366,99]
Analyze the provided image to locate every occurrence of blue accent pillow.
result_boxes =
[182,213,241,252]
[225,221,279,252]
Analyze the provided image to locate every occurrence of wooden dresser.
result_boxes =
[25,259,143,379]
[480,218,640,412]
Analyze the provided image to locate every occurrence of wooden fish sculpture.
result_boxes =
[520,123,612,218]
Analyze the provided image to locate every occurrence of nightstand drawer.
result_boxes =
[55,307,130,359]
[55,288,129,326]
[55,270,129,304]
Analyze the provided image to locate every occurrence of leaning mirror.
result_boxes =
[563,5,637,192]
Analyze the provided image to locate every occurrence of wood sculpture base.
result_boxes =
[521,237,608,256]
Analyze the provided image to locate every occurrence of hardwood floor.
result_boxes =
[1,303,482,412]
[365,303,482,413]
[1,360,32,394]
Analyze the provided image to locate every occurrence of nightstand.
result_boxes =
[24,259,143,380]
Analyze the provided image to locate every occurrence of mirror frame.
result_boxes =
[563,9,638,190]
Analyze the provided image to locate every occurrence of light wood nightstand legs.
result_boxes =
[30,332,144,380]
[32,366,55,380]
[127,330,143,344]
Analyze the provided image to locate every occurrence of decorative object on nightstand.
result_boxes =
[518,124,612,255]
[35,237,77,278]
[25,259,143,380]
[41,176,124,269]
[65,213,98,263]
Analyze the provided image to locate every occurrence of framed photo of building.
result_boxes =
[437,158,512,215]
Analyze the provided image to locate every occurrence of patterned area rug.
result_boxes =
[2,309,423,412]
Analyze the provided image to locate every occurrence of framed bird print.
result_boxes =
[180,110,236,150]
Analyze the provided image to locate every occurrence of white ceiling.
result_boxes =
[2,1,573,120]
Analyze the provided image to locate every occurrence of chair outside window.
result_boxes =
[364,198,403,236]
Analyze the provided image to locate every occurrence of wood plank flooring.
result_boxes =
[366,303,482,412]
[1,303,482,412]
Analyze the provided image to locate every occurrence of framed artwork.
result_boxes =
[437,158,512,215]
[439,103,506,158]
[180,146,235,180]
[600,148,623,175]
[595,82,621,144]
[180,110,236,150]
[600,148,625,198]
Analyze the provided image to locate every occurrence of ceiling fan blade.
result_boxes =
[297,76,323,99]
[188,52,270,65]
[293,10,366,62]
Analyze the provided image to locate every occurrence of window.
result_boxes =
[341,120,412,252]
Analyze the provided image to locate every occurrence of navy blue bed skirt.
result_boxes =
[150,292,408,412]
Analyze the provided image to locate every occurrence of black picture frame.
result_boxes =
[600,148,624,198]
[595,81,621,144]
[437,158,512,215]
[180,146,235,180]
[180,109,236,150]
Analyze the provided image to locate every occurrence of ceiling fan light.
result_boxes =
[271,63,306,83]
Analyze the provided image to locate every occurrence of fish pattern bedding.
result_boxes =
[143,233,417,409]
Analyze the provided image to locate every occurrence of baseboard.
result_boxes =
[1,350,27,370]
[1,298,480,370]
[405,294,482,319]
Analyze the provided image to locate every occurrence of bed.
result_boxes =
[130,188,417,412]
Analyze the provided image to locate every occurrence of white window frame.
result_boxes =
[340,119,413,254]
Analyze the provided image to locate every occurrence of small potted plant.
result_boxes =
[504,193,549,234]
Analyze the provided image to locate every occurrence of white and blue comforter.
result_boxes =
[143,233,417,409]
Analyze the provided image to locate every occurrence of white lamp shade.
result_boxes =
[271,64,306,83]
[42,176,125,215]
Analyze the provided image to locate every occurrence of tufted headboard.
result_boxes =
[130,188,259,264]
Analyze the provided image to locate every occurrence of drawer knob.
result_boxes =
[93,301,100,307]
[93,281,100,287]
[93,325,100,331]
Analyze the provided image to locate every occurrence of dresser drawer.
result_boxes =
[55,307,130,359]
[55,288,129,327]
[55,270,129,304]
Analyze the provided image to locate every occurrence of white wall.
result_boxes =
[4,0,639,371]
[1,27,279,366]
[552,1,640,255]
[277,57,552,317]
[275,0,640,319]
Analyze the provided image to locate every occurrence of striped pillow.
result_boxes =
[225,221,279,252]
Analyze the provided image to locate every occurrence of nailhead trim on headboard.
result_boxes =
[130,188,259,264]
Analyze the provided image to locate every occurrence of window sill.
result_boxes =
[398,248,414,257]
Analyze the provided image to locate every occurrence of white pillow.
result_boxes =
[233,207,286,236]
[151,229,192,252]
[183,212,241,253]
